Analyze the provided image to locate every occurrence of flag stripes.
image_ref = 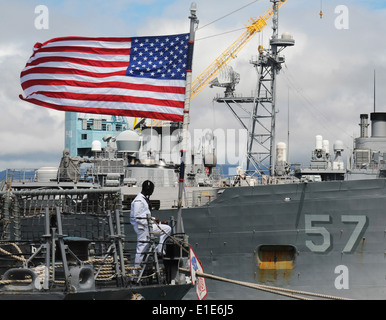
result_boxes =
[20,33,190,122]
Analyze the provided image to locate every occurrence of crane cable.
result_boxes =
[198,0,261,31]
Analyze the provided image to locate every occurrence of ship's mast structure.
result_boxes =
[213,0,294,177]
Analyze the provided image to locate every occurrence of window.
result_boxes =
[94,119,102,130]
[82,119,87,130]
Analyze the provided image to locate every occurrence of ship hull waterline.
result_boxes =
[0,283,192,300]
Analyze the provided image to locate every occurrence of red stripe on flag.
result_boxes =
[37,91,185,108]
[26,56,130,68]
[21,79,186,95]
[33,45,131,56]
[41,36,132,44]
[21,67,127,78]
[19,95,183,122]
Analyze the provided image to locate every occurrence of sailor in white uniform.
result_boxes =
[130,180,171,269]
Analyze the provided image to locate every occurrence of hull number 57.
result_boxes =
[305,215,367,253]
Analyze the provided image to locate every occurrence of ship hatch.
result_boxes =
[256,245,296,270]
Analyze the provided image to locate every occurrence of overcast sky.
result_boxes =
[1,0,386,172]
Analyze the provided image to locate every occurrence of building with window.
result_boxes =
[65,112,129,157]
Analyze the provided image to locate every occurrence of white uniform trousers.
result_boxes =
[133,222,171,268]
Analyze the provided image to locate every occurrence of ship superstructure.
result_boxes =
[347,112,386,179]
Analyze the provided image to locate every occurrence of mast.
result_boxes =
[215,0,294,178]
[176,3,198,234]
[374,69,376,113]
[251,0,294,177]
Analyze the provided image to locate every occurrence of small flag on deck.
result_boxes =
[189,246,207,300]
[20,33,190,122]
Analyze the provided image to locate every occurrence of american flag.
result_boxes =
[20,33,191,122]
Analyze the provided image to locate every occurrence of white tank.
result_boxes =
[322,140,330,154]
[276,142,287,163]
[35,167,58,182]
[116,130,141,152]
[91,140,102,152]
[315,135,323,150]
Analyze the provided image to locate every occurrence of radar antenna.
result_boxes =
[209,66,240,97]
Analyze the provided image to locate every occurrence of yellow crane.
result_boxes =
[191,0,288,100]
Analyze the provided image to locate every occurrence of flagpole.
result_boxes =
[176,3,198,234]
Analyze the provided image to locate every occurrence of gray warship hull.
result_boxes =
[150,178,386,299]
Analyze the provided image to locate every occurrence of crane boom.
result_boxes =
[191,0,288,100]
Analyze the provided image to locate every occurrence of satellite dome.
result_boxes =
[334,140,344,152]
[116,130,141,152]
[91,140,102,152]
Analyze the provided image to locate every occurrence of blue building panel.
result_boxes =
[65,112,129,157]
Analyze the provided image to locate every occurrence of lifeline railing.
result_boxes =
[0,188,129,291]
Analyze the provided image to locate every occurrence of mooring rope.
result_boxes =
[0,243,138,285]
[179,268,352,300]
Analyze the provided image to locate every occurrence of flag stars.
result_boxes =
[127,33,189,80]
